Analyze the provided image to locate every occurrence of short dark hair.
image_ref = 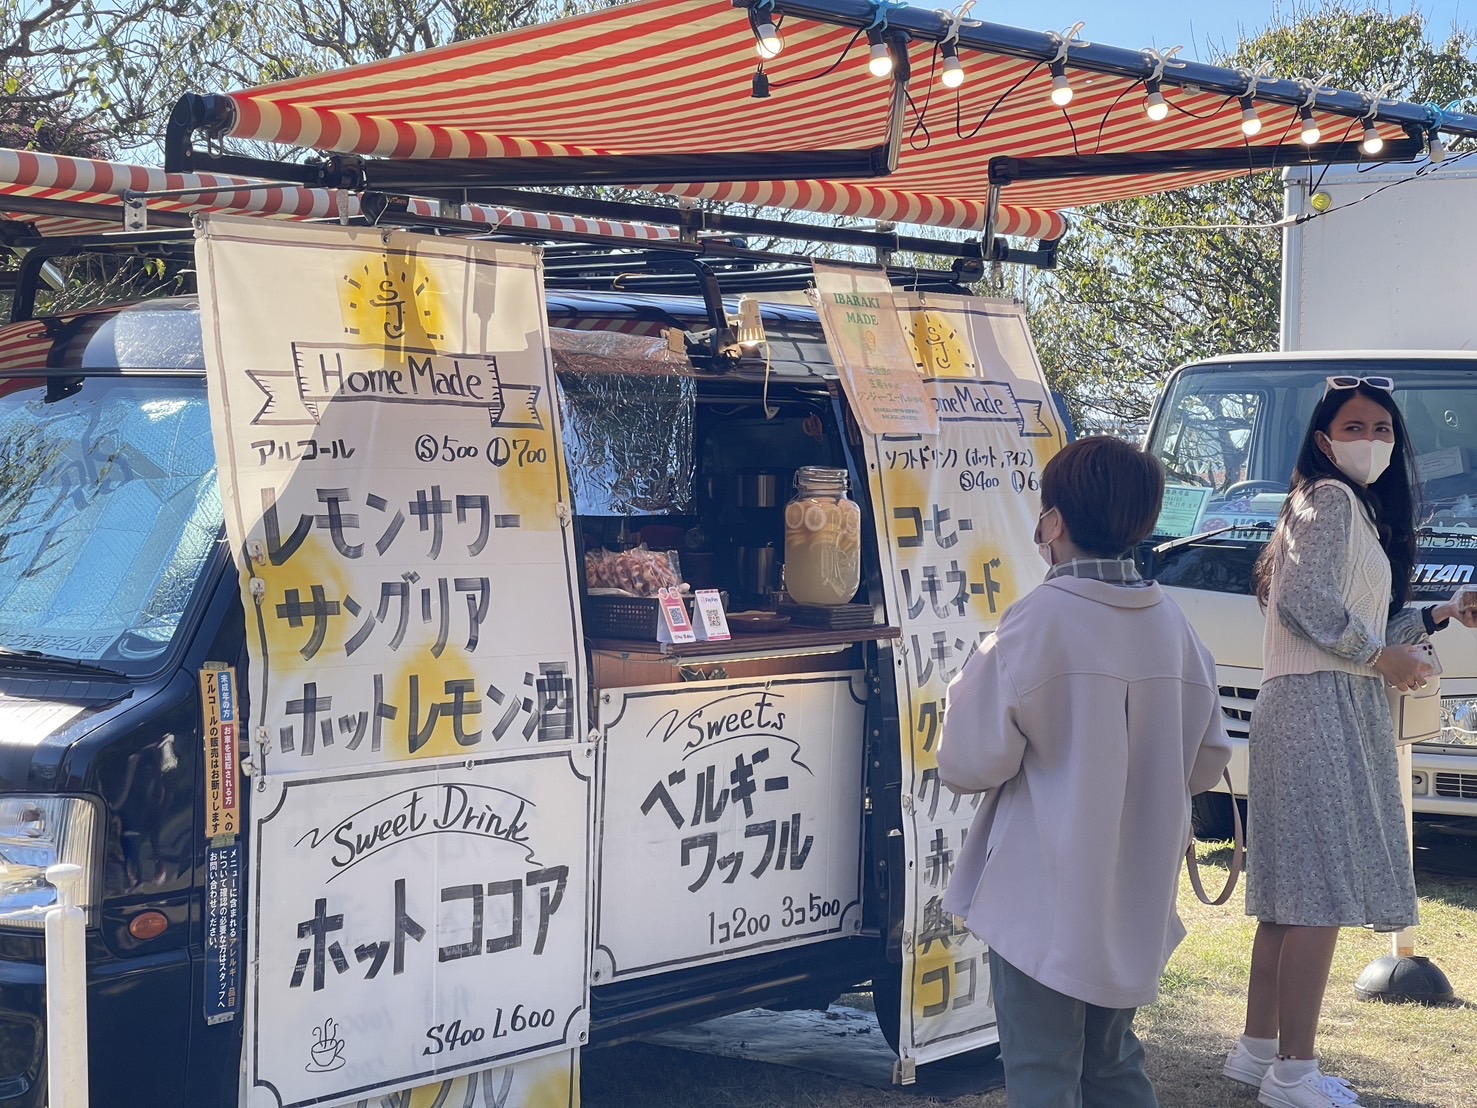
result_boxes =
[1040,436,1166,557]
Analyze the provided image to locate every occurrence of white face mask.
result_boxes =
[1325,436,1394,485]
[1034,507,1059,566]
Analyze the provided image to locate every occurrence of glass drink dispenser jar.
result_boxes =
[783,466,861,606]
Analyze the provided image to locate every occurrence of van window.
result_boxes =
[0,376,220,673]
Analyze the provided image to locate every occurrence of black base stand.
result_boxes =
[1354,955,1454,1005]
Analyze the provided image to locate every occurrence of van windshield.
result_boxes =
[0,375,220,675]
[1144,360,1477,595]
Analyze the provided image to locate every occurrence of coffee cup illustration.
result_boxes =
[307,1017,345,1072]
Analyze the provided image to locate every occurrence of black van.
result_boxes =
[0,283,918,1106]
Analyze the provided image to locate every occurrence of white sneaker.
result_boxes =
[1258,1066,1362,1107]
[1223,1041,1274,1086]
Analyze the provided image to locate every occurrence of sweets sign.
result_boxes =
[594,674,867,980]
[857,291,1070,1073]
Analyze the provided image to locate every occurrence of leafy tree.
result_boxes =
[1025,3,1477,433]
[0,0,209,155]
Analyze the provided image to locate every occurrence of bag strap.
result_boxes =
[1185,768,1244,906]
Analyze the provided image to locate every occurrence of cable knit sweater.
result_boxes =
[1262,479,1389,681]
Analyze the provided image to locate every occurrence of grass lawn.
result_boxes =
[585,833,1477,1107]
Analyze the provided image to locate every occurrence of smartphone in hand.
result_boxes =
[1415,640,1443,676]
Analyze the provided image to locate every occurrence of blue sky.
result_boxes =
[1016,3,1470,59]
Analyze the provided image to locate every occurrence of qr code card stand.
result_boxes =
[692,589,731,642]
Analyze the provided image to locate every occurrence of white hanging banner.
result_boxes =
[865,292,1070,1068]
[594,673,867,981]
[247,748,593,1107]
[196,215,584,774]
[195,216,594,1108]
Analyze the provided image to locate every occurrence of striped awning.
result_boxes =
[0,149,680,242]
[165,0,1477,241]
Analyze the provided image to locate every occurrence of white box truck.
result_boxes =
[1141,160,1477,836]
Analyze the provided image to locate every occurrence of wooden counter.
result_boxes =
[588,624,899,687]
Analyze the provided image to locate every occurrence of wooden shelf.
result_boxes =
[588,624,900,661]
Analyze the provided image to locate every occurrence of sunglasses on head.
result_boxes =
[1322,374,1395,398]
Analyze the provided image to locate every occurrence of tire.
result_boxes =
[1191,791,1245,842]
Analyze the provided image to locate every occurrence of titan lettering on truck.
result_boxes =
[0,213,1068,1105]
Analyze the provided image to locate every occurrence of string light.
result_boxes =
[1237,60,1271,140]
[1049,59,1073,106]
[940,39,964,89]
[1140,46,1181,124]
[751,9,783,59]
[1238,96,1262,136]
[1299,106,1320,144]
[1046,22,1083,108]
[866,27,893,78]
[1360,122,1384,155]
[1144,77,1169,121]
[1297,75,1330,146]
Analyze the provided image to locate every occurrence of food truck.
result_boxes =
[0,200,1067,1106]
[6,0,1477,1100]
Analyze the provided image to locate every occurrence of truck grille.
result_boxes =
[1434,772,1477,799]
[1219,686,1258,738]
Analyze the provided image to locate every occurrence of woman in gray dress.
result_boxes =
[1222,378,1477,1108]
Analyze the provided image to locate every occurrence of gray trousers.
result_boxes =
[988,949,1158,1108]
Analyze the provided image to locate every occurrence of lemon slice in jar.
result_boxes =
[784,502,807,530]
[803,503,829,532]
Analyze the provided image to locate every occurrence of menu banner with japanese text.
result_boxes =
[594,673,867,981]
[196,216,593,1107]
[196,215,585,776]
[247,748,593,1107]
[865,293,1069,1068]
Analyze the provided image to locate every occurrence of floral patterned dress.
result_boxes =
[1245,484,1421,930]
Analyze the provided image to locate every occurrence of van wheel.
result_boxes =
[1191,791,1245,842]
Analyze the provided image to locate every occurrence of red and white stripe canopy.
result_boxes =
[0,149,679,241]
[197,0,1442,240]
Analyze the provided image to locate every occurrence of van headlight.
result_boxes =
[0,796,98,928]
[1439,697,1477,747]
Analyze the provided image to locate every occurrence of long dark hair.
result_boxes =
[1253,381,1420,617]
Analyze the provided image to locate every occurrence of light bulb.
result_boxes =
[1361,123,1384,155]
[735,295,767,347]
[1299,106,1320,145]
[754,20,782,59]
[1049,60,1072,107]
[1430,131,1447,163]
[1145,79,1169,122]
[940,41,964,89]
[1239,96,1262,137]
[867,29,892,78]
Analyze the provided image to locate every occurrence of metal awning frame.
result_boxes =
[160,0,1477,244]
